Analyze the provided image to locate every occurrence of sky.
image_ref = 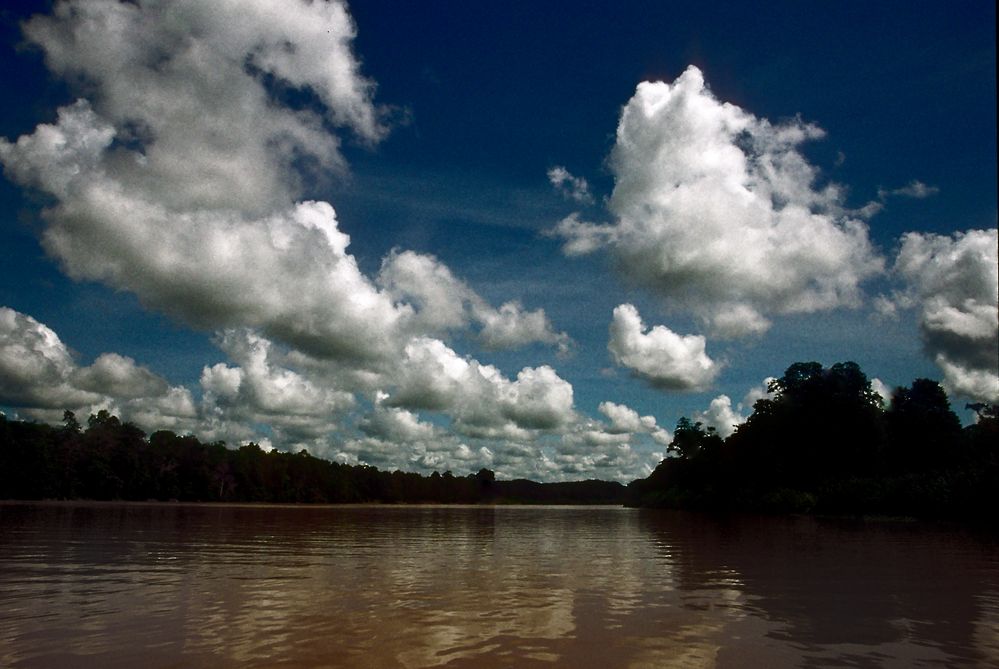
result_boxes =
[0,0,996,483]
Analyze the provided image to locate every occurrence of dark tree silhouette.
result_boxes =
[0,412,624,505]
[629,361,997,519]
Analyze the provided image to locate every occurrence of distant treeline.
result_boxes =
[0,411,624,505]
[628,362,998,519]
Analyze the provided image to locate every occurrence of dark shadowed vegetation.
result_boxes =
[0,410,623,504]
[628,362,998,519]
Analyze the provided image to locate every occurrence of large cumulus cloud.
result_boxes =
[553,66,883,337]
[1,304,673,481]
[20,0,384,214]
[0,0,581,481]
[891,229,999,402]
[0,0,563,364]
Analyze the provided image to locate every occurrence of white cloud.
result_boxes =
[340,429,497,475]
[73,353,170,399]
[20,0,383,214]
[359,392,438,443]
[501,365,576,430]
[741,377,776,409]
[693,395,746,439]
[0,306,195,430]
[870,377,891,407]
[548,166,594,204]
[476,301,572,354]
[0,94,406,363]
[0,2,566,371]
[386,337,576,435]
[0,1,578,479]
[0,306,104,411]
[878,180,940,200]
[378,250,470,334]
[548,213,618,257]
[551,429,655,483]
[892,229,999,402]
[608,304,719,391]
[1,307,672,480]
[378,249,570,352]
[122,387,199,434]
[597,401,658,434]
[197,330,356,447]
[553,65,883,337]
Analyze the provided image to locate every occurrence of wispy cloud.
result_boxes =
[548,166,594,204]
[878,180,940,200]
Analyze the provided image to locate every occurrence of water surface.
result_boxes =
[1,502,996,667]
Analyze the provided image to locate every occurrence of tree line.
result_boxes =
[628,361,998,519]
[3,360,995,517]
[0,410,623,504]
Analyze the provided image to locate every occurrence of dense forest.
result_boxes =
[0,410,623,505]
[628,361,998,519]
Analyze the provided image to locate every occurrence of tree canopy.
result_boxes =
[0,412,623,505]
[629,361,997,519]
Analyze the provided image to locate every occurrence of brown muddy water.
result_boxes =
[1,502,997,668]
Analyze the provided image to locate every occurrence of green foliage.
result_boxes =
[629,361,997,520]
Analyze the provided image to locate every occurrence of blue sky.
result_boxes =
[1,1,996,481]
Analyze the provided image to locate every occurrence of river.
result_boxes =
[1,502,996,667]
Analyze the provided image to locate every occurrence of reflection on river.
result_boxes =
[1,503,997,667]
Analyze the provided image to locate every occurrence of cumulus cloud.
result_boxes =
[386,337,576,436]
[0,306,195,428]
[340,427,499,477]
[547,213,618,257]
[122,387,199,434]
[20,0,384,214]
[476,302,572,354]
[198,330,355,447]
[342,391,467,471]
[72,353,170,399]
[891,229,999,402]
[598,401,657,434]
[552,65,883,337]
[0,1,565,369]
[548,166,594,204]
[1,306,673,481]
[608,304,719,391]
[693,377,781,438]
[693,395,747,439]
[741,377,776,409]
[554,414,668,483]
[359,404,438,444]
[378,249,570,352]
[0,306,104,411]
[0,100,406,361]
